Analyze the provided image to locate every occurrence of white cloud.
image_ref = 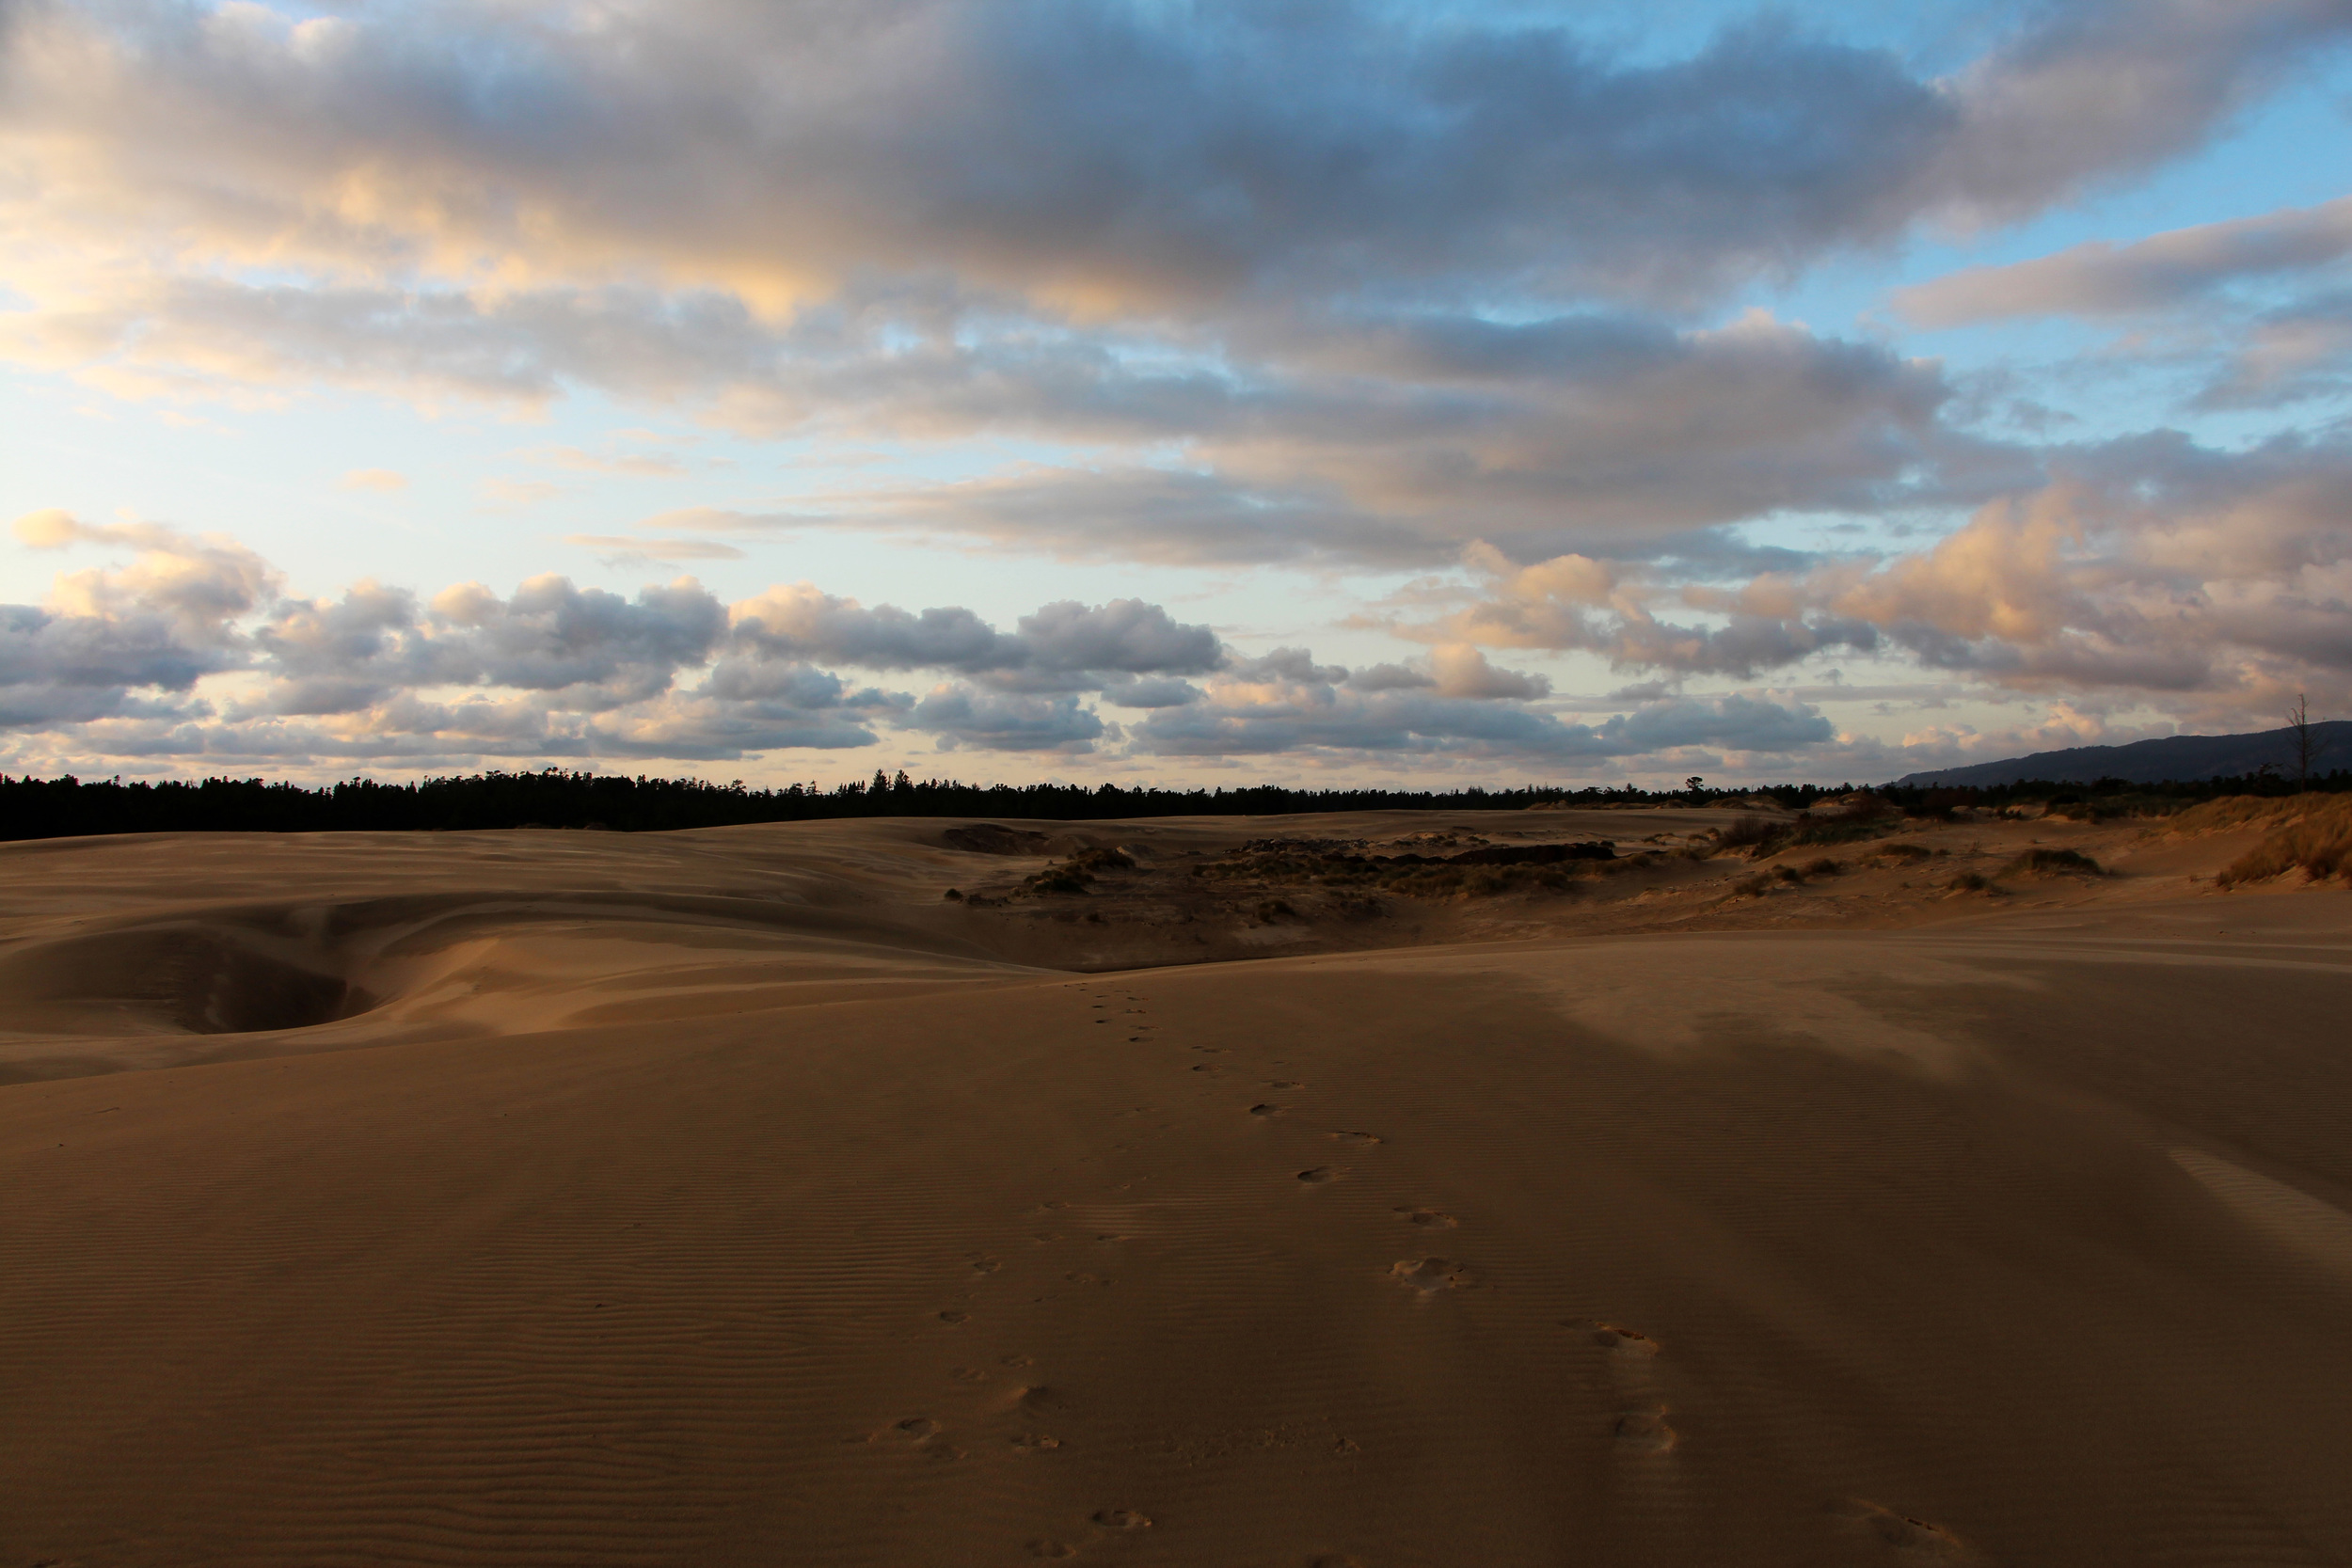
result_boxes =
[1416,433,2352,715]
[1898,194,2352,326]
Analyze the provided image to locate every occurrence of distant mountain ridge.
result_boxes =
[1897,721,2352,788]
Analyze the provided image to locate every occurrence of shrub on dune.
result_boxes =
[1716,815,1786,855]
[2001,847,2101,878]
[2217,796,2352,887]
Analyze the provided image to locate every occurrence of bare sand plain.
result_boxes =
[4,805,2350,1567]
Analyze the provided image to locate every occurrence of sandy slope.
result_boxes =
[3,811,2349,1566]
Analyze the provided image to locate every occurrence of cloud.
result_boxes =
[0,510,1906,777]
[11,0,2341,321]
[908,686,1107,752]
[1909,0,2352,230]
[2193,290,2352,409]
[564,534,747,565]
[1426,645,1551,701]
[1419,431,2352,710]
[1898,194,2352,325]
[729,583,1222,689]
[593,309,1983,570]
[479,478,564,507]
[1128,652,1830,760]
[15,509,279,642]
[527,445,690,478]
[337,467,408,493]
[2,0,2340,529]
[2,510,278,725]
[1008,598,1222,681]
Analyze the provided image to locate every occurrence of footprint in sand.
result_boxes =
[1584,1322,1662,1362]
[1013,1386,1073,1418]
[937,1310,970,1324]
[1297,1166,1344,1183]
[1265,1079,1304,1089]
[1389,1258,1472,1293]
[1028,1539,1076,1558]
[894,1417,939,1437]
[1393,1206,1457,1227]
[1191,1064,1226,1074]
[970,1256,1003,1275]
[1249,1102,1287,1117]
[1833,1500,1981,1561]
[1091,1509,1152,1529]
[1329,1130,1384,1147]
[1011,1433,1062,1454]
[1612,1407,1677,1454]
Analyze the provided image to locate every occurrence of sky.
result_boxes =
[3,0,2350,789]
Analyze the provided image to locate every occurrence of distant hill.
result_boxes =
[1897,721,2352,788]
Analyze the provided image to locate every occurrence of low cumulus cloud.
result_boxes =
[1127,646,1830,761]
[1,507,1896,777]
[1414,434,2352,715]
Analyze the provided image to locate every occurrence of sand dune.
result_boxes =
[4,808,2350,1565]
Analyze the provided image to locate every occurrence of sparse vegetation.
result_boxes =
[1016,845,1136,896]
[2217,795,2352,887]
[1803,857,1843,877]
[1716,815,1784,851]
[1065,847,1136,874]
[1713,801,1900,860]
[2043,794,2182,822]
[1870,843,1933,864]
[1189,835,1617,900]
[1947,872,1992,893]
[2002,847,2101,878]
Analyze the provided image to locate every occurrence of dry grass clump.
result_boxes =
[1710,796,1908,862]
[1194,836,1616,899]
[2002,847,2101,878]
[2217,795,2352,887]
[1802,857,1844,878]
[1947,871,1992,894]
[1716,815,1784,851]
[1023,846,1136,895]
[2043,793,2183,822]
[1869,843,1934,864]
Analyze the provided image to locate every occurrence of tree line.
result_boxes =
[0,766,2344,843]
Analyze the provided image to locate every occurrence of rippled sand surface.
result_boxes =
[5,810,2348,1566]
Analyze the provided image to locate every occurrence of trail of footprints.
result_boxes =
[903,979,1975,1561]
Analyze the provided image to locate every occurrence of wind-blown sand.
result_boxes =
[4,808,2349,1566]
